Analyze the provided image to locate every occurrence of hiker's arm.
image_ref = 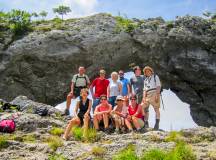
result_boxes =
[107,84,110,98]
[118,82,122,95]
[70,82,74,94]
[155,76,161,102]
[90,80,95,99]
[127,83,131,97]
[74,101,80,117]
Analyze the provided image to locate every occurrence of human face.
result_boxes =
[145,69,152,77]
[111,74,118,81]
[119,71,124,78]
[130,98,137,106]
[99,72,105,79]
[135,68,141,76]
[100,97,107,104]
[79,67,85,75]
[80,90,88,97]
[116,99,124,106]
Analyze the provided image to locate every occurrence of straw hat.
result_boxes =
[143,66,154,75]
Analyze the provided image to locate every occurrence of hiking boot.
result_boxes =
[154,119,160,130]
[104,128,110,134]
[64,108,70,115]
[144,121,149,128]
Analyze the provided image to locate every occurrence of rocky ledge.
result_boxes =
[0,13,216,126]
[1,96,216,160]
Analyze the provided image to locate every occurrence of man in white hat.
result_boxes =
[142,66,161,130]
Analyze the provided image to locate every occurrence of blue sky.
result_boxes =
[0,0,215,20]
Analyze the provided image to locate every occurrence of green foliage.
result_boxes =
[46,136,63,151]
[48,153,67,160]
[112,144,139,160]
[49,127,64,136]
[53,5,71,20]
[6,9,32,35]
[165,131,183,143]
[91,146,106,157]
[0,135,9,150]
[31,12,39,18]
[166,21,174,29]
[0,11,7,23]
[71,127,100,142]
[39,11,48,19]
[115,16,138,33]
[35,25,52,32]
[141,149,167,160]
[23,134,36,143]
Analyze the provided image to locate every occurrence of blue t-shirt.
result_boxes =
[120,77,130,96]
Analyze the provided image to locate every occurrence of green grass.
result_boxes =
[0,135,9,150]
[49,127,64,136]
[141,149,167,160]
[23,134,37,143]
[71,127,100,142]
[165,131,184,143]
[91,146,106,157]
[112,144,139,160]
[48,153,68,160]
[46,136,63,151]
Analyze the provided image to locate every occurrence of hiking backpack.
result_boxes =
[0,119,16,133]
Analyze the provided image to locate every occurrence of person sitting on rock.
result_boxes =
[142,66,161,130]
[111,95,128,133]
[125,95,145,132]
[65,66,90,115]
[93,95,112,132]
[63,88,92,140]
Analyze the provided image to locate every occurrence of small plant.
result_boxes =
[46,136,63,151]
[53,5,71,20]
[91,146,106,157]
[113,144,139,160]
[165,131,183,143]
[23,134,36,143]
[0,135,9,150]
[48,153,67,160]
[141,149,167,160]
[71,126,83,141]
[83,128,99,142]
[49,127,64,136]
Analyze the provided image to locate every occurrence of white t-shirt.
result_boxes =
[72,74,90,87]
[109,80,121,96]
[143,74,161,91]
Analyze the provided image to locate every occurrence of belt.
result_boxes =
[146,88,156,92]
[74,86,86,88]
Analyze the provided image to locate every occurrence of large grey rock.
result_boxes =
[0,13,216,126]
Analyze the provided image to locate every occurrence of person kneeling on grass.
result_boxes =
[63,88,92,140]
[111,95,128,133]
[93,95,112,133]
[125,95,145,132]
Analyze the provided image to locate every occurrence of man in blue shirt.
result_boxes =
[119,70,130,102]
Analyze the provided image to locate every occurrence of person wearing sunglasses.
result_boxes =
[93,95,112,132]
[90,69,110,111]
[111,95,128,133]
[63,88,92,140]
[125,95,145,132]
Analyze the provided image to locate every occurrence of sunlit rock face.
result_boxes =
[0,13,215,126]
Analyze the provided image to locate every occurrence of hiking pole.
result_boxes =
[160,94,165,110]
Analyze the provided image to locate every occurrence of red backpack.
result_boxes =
[0,119,16,133]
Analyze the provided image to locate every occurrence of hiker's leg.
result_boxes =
[83,114,90,130]
[93,115,100,130]
[113,115,120,130]
[103,113,109,129]
[63,117,80,139]
[125,119,133,130]
[132,116,141,130]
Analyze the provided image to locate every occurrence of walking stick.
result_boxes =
[160,94,165,110]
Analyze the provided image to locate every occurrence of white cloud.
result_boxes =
[62,0,99,18]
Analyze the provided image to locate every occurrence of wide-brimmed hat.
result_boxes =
[143,66,154,74]
[115,95,124,103]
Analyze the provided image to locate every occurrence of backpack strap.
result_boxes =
[74,74,88,87]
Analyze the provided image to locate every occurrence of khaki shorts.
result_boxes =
[144,91,160,109]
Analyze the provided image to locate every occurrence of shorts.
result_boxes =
[144,91,160,109]
[112,114,125,126]
[137,118,144,128]
[77,112,90,126]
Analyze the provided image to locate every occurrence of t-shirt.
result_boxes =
[128,104,143,119]
[113,105,128,117]
[120,77,130,96]
[72,74,90,87]
[143,74,161,91]
[91,78,110,98]
[96,104,110,112]
[130,75,145,94]
[109,80,121,97]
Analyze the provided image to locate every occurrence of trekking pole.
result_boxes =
[160,94,165,110]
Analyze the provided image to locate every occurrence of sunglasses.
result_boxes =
[101,98,107,101]
[130,99,136,101]
[117,99,123,101]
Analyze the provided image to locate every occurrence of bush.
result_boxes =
[112,144,139,160]
[6,9,32,35]
[0,136,9,150]
[91,146,106,157]
[46,136,63,151]
[71,127,83,141]
[49,127,64,136]
[48,153,67,160]
[23,134,36,143]
[115,16,138,33]
[141,149,167,160]
[165,131,183,143]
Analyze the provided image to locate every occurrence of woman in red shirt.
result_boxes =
[125,95,145,132]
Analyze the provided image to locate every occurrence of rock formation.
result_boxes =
[0,13,216,126]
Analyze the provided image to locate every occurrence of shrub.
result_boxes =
[23,134,36,143]
[112,144,139,160]
[48,153,67,160]
[0,135,9,150]
[165,131,183,143]
[46,136,63,151]
[141,149,167,160]
[49,127,64,136]
[91,146,106,157]
[115,16,138,33]
[71,127,83,141]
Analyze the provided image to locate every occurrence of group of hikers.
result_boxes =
[62,66,161,140]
